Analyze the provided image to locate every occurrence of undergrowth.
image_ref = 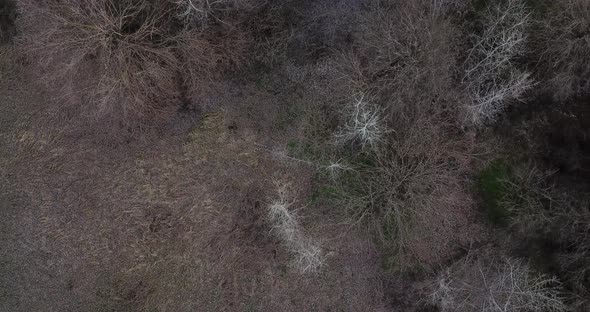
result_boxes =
[476,159,512,226]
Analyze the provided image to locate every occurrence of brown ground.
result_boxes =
[0,68,387,311]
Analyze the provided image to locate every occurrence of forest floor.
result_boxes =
[0,68,391,311]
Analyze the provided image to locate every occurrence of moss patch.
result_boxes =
[476,159,512,226]
[0,0,17,44]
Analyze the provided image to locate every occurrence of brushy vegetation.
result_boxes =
[16,0,249,139]
[309,0,481,273]
[501,167,590,297]
[476,159,513,226]
[2,0,590,310]
[430,251,566,312]
[532,0,590,101]
[463,0,534,125]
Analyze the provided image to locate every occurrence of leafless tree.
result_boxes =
[338,0,464,125]
[267,180,323,273]
[430,252,567,312]
[463,0,534,126]
[335,92,388,150]
[173,0,232,28]
[533,0,590,101]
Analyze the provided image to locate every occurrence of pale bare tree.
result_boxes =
[534,0,590,101]
[267,180,323,273]
[430,253,567,312]
[463,0,534,125]
[173,0,231,28]
[335,92,388,150]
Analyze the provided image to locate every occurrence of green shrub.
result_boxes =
[476,159,512,226]
[0,0,16,44]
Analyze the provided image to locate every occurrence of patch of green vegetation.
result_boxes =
[476,159,512,226]
[244,301,257,312]
[473,0,492,12]
[524,0,549,15]
[273,103,302,131]
[310,169,363,203]
[0,0,17,44]
[379,195,426,274]
[382,255,426,276]
[352,153,377,168]
[285,139,321,162]
[381,218,402,274]
[381,228,425,275]
[286,139,298,154]
[310,183,340,203]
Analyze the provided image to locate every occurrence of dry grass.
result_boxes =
[6,0,590,310]
[0,73,388,310]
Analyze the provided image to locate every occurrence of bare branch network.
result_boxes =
[463,0,534,126]
[335,92,388,150]
[267,180,323,273]
[431,254,566,312]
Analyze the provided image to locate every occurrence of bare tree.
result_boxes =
[431,0,470,16]
[173,0,232,28]
[267,180,323,273]
[553,199,590,293]
[335,92,388,150]
[463,0,534,126]
[500,165,590,294]
[338,0,464,125]
[533,0,590,101]
[430,253,567,312]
